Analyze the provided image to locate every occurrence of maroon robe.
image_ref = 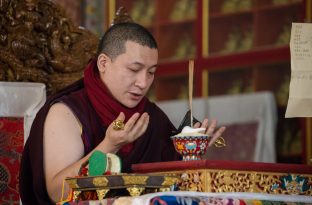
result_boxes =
[19,79,180,205]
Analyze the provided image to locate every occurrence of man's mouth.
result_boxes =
[129,92,143,100]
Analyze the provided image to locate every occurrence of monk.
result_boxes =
[19,22,226,204]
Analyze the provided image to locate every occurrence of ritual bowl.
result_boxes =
[171,134,211,161]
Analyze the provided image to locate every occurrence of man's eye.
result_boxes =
[129,67,139,72]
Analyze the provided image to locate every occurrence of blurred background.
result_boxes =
[54,0,311,165]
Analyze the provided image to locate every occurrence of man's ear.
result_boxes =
[97,53,109,73]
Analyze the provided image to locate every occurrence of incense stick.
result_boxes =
[188,60,194,127]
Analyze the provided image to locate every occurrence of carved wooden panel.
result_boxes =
[0,0,99,94]
[158,169,312,195]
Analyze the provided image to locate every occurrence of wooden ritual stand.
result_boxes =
[64,173,180,201]
[132,160,312,196]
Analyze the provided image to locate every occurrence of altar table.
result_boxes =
[132,159,312,195]
[58,160,312,204]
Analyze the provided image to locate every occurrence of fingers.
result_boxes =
[201,119,208,129]
[208,126,226,147]
[116,112,150,142]
[128,113,149,141]
[206,119,217,136]
[193,122,201,128]
[123,112,140,131]
[197,118,226,147]
[116,112,126,122]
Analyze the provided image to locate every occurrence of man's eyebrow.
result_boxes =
[130,61,158,68]
[130,61,144,66]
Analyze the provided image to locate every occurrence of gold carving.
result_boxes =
[122,175,148,185]
[93,176,108,187]
[179,170,205,192]
[156,169,312,196]
[126,186,145,196]
[0,0,98,94]
[162,176,180,186]
[112,7,134,25]
[159,187,170,192]
[96,189,109,200]
[212,171,253,192]
[73,190,81,200]
[66,179,79,188]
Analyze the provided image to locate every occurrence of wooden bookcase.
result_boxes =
[111,0,311,164]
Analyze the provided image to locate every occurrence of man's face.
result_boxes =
[98,41,158,108]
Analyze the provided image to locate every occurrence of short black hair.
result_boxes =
[97,22,158,60]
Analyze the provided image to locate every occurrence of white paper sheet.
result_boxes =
[286,23,312,117]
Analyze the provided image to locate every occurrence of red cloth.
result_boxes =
[84,60,147,126]
[84,60,148,154]
[0,117,24,204]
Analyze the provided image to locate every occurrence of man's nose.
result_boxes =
[135,71,148,89]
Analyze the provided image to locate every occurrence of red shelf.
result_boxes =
[200,46,290,71]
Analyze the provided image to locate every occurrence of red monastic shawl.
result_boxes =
[19,61,180,205]
[83,60,147,154]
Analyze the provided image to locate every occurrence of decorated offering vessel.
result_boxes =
[171,126,211,161]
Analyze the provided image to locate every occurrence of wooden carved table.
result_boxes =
[65,173,180,201]
[132,160,312,196]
